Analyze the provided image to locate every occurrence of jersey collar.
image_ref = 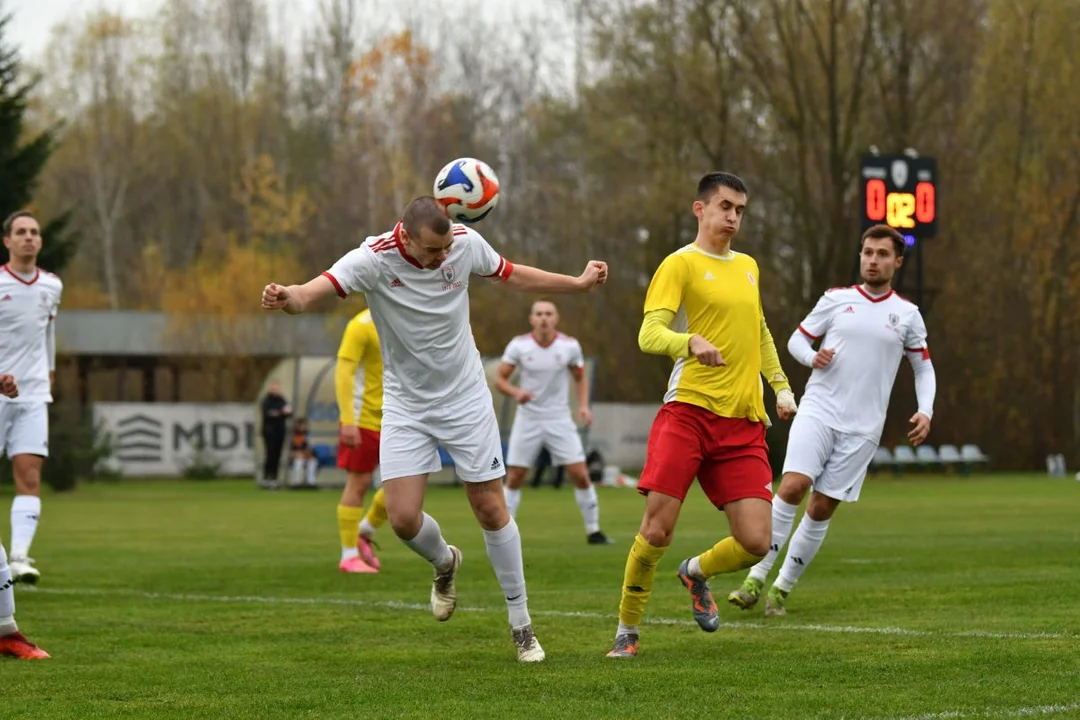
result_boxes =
[391,222,424,270]
[1,264,40,285]
[855,285,894,303]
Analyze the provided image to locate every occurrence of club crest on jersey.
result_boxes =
[39,290,51,308]
[889,313,899,326]
[440,264,462,291]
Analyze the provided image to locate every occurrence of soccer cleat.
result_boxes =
[605,633,639,659]
[512,625,546,662]
[764,585,789,616]
[676,558,720,632]
[9,557,40,585]
[586,531,615,545]
[0,632,50,660]
[356,535,381,570]
[431,545,462,622]
[728,576,764,610]
[338,556,378,574]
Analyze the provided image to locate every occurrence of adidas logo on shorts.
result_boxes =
[490,457,501,471]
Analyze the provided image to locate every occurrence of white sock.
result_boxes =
[305,458,318,485]
[688,555,704,579]
[748,496,799,583]
[617,622,638,638]
[341,547,359,561]
[574,485,601,535]
[401,513,454,572]
[359,518,376,539]
[291,458,304,486]
[503,486,522,518]
[483,517,531,629]
[10,495,41,560]
[775,515,831,592]
[0,544,16,635]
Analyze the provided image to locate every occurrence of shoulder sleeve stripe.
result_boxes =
[906,347,931,360]
[321,271,347,298]
[483,257,514,281]
[798,324,821,341]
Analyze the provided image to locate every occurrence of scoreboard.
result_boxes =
[860,155,937,243]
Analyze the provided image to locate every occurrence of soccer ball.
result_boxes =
[433,158,501,223]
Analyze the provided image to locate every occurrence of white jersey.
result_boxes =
[324,222,513,413]
[794,286,930,442]
[500,333,584,419]
[0,265,63,404]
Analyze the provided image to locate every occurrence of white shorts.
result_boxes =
[506,414,586,468]
[380,387,505,483]
[782,413,876,502]
[0,402,50,459]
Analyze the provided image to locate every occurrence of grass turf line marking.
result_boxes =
[882,703,1080,720]
[27,586,1072,642]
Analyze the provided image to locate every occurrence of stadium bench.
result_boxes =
[960,444,990,474]
[312,444,336,468]
[869,446,895,472]
[915,444,943,469]
[891,445,919,475]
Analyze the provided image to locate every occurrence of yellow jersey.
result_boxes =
[335,309,383,431]
[644,243,776,423]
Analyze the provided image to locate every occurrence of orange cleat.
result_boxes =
[356,535,381,570]
[0,632,50,659]
[338,556,378,574]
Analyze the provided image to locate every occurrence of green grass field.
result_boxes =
[4,475,1080,719]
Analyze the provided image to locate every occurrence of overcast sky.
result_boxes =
[7,0,564,61]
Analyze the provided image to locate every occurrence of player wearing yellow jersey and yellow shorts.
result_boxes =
[335,309,389,573]
[606,172,799,658]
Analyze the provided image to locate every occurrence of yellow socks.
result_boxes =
[697,536,762,578]
[337,504,365,549]
[618,534,668,627]
[364,488,388,530]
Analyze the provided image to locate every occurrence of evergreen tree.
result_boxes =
[0,7,76,272]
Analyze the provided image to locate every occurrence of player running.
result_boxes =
[495,300,613,545]
[0,371,50,659]
[0,211,63,585]
[606,172,798,659]
[334,308,389,573]
[262,196,607,662]
[728,224,936,615]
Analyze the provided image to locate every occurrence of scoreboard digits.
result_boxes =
[860,155,937,241]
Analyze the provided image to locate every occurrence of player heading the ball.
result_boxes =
[262,196,608,662]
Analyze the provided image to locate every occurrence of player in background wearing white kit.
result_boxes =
[0,372,50,658]
[1,211,63,586]
[262,197,608,661]
[495,300,613,545]
[728,224,936,616]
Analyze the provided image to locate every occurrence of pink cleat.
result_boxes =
[338,556,378,574]
[356,535,381,570]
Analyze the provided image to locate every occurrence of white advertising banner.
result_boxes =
[93,403,256,477]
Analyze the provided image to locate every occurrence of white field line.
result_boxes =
[25,587,1073,642]
[883,703,1080,720]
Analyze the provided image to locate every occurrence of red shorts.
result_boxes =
[337,428,380,473]
[638,402,773,509]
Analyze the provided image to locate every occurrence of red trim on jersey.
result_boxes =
[452,226,469,236]
[531,332,557,348]
[855,285,894,303]
[906,347,931,361]
[321,271,346,298]
[798,324,822,340]
[484,257,514,281]
[1,264,40,285]
[387,222,424,269]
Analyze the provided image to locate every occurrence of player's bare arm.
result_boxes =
[494,362,532,404]
[570,366,592,425]
[0,373,18,398]
[503,261,608,293]
[261,275,339,314]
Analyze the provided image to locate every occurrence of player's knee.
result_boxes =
[387,507,422,540]
[567,464,590,488]
[777,473,811,504]
[505,468,527,489]
[638,515,675,547]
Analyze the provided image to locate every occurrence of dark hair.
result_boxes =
[696,172,748,202]
[402,196,451,239]
[3,210,36,237]
[860,224,906,258]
